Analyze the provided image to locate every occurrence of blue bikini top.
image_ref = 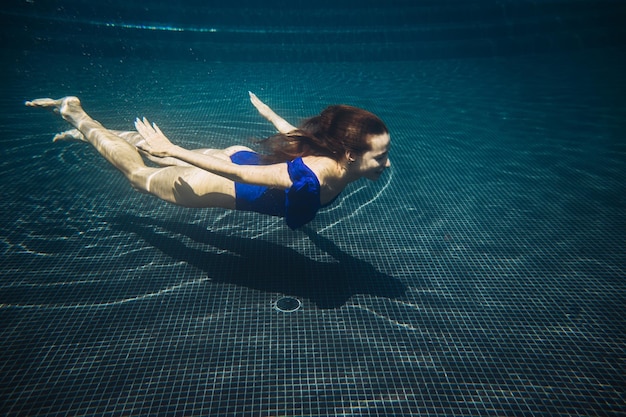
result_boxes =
[286,157,337,229]
[230,151,338,229]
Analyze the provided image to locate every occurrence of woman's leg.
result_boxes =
[26,97,236,208]
[53,127,195,167]
[53,129,251,168]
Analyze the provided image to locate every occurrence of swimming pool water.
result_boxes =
[1,2,625,416]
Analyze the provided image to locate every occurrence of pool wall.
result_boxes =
[2,0,625,61]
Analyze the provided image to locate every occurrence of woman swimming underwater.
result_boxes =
[25,93,391,229]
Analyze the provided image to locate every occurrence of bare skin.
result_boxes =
[26,95,391,215]
[53,128,216,168]
[26,97,240,208]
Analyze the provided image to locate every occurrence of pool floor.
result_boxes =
[0,47,625,416]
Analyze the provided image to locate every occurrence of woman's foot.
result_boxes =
[25,96,86,126]
[53,128,87,143]
[25,97,65,112]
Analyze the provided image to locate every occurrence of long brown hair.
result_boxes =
[258,105,388,163]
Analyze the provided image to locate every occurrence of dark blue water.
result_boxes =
[3,0,625,61]
[1,2,625,416]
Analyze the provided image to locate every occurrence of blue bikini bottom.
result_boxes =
[230,151,285,217]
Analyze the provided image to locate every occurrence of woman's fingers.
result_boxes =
[134,117,157,152]
[249,91,268,113]
[134,117,158,139]
[133,117,174,157]
[134,117,149,136]
[249,92,264,109]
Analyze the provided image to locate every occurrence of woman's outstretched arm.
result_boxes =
[134,118,292,189]
[249,92,297,134]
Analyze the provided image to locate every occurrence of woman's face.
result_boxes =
[352,133,391,181]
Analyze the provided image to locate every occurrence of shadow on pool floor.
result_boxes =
[110,214,408,309]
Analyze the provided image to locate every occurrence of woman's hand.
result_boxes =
[134,117,177,157]
[248,91,268,116]
[248,91,297,134]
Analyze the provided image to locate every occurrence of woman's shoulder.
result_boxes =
[299,156,337,179]
[299,156,343,204]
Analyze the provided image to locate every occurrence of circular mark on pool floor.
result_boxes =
[274,297,302,313]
